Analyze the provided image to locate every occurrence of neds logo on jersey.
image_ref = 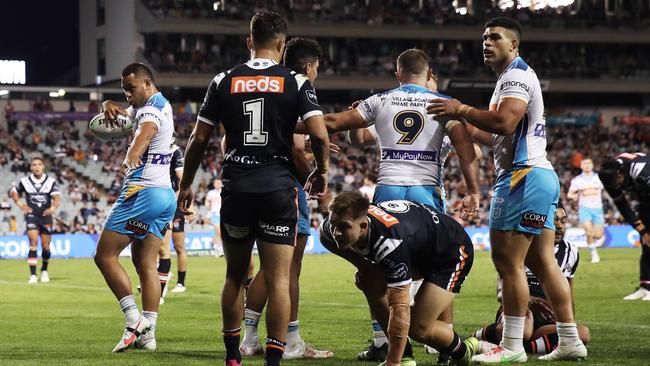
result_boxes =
[231,76,285,93]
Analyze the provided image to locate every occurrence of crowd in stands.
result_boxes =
[142,0,650,29]
[144,33,650,80]
[1,100,649,235]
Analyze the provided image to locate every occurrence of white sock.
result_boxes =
[556,322,579,346]
[502,315,525,352]
[118,295,140,325]
[371,320,387,347]
[142,311,157,335]
[243,308,262,344]
[286,320,301,346]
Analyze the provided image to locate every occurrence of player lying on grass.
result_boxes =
[319,192,478,366]
[472,207,590,357]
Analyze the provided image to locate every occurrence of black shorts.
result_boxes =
[25,214,53,234]
[424,236,474,294]
[220,188,298,245]
[172,208,185,233]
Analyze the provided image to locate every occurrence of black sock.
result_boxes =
[483,323,501,345]
[265,337,286,366]
[403,340,413,358]
[223,328,241,363]
[158,258,171,294]
[178,271,186,286]
[28,249,37,275]
[41,249,51,271]
[446,333,467,361]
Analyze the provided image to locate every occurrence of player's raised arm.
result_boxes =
[323,109,368,133]
[427,96,527,135]
[446,120,481,218]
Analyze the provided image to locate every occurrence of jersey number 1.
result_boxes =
[243,98,268,146]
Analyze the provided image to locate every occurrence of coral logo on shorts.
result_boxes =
[520,212,547,229]
[125,219,150,235]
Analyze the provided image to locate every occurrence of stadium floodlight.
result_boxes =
[49,91,59,98]
[494,0,575,10]
[0,90,9,96]
[58,89,66,97]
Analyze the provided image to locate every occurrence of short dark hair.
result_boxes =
[250,10,287,48]
[485,17,522,41]
[284,38,322,73]
[598,159,623,189]
[330,192,370,219]
[396,48,429,76]
[121,62,155,83]
[31,156,44,163]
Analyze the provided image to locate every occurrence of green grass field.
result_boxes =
[1,248,649,365]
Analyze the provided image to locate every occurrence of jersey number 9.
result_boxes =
[393,110,424,144]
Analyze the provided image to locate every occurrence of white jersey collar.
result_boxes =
[246,58,278,70]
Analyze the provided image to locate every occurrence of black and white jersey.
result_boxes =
[606,152,650,201]
[11,174,60,216]
[321,200,471,288]
[527,240,579,298]
[496,239,579,301]
[169,146,184,192]
[197,58,323,193]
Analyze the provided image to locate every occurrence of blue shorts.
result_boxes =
[373,184,444,212]
[105,185,176,240]
[211,213,221,225]
[489,167,559,235]
[297,184,310,236]
[579,206,604,225]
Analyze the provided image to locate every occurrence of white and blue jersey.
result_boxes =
[104,92,177,240]
[356,84,453,210]
[489,57,553,177]
[124,92,176,188]
[569,172,605,224]
[488,57,558,234]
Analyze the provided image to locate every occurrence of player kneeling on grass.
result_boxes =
[320,192,478,366]
[472,206,590,358]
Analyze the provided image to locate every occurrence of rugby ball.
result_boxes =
[89,113,134,141]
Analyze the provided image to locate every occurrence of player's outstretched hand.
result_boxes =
[460,193,480,219]
[426,98,462,117]
[102,100,128,127]
[177,188,194,216]
[305,169,328,199]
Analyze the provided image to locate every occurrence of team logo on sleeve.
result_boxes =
[306,90,320,106]
[368,205,399,228]
[501,80,530,93]
[520,212,547,229]
[389,263,409,280]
